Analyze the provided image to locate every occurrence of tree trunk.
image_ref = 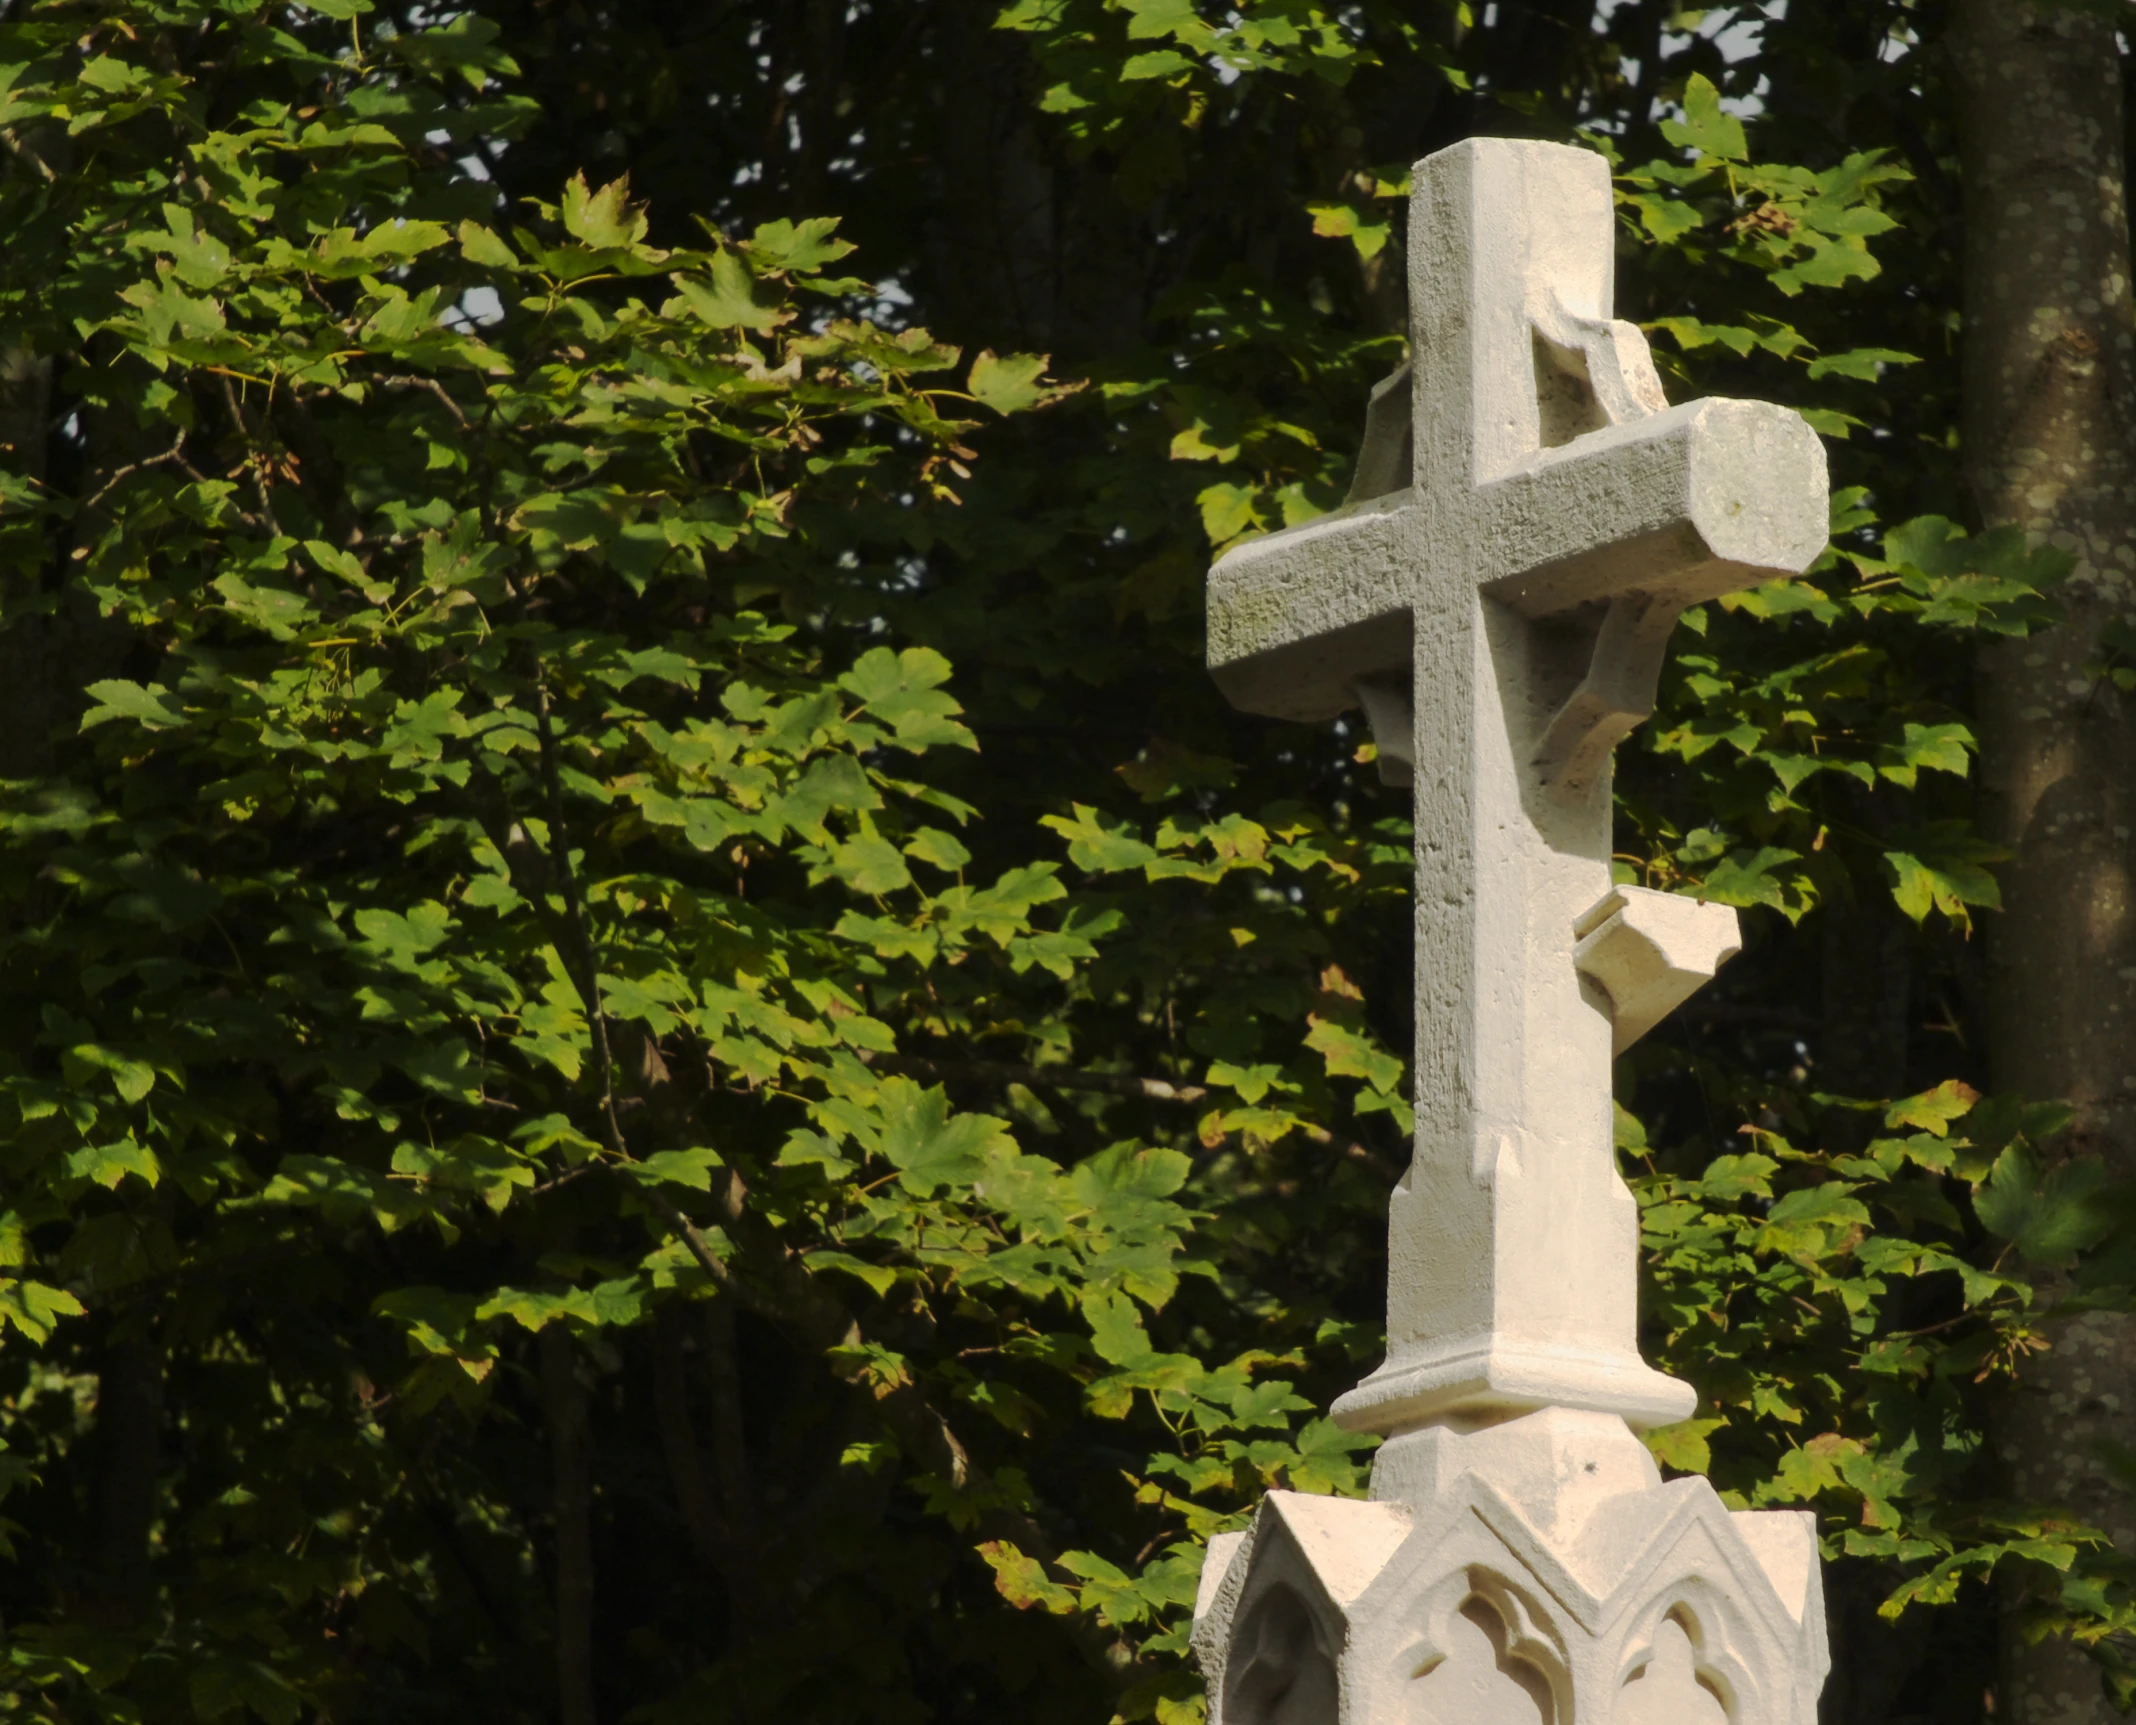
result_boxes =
[88,1327,163,1621]
[651,1303,728,1578]
[700,1299,757,1555]
[1949,7,2136,1722]
[540,1326,597,1725]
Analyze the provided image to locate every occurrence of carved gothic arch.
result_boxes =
[1612,1578,1764,1725]
[1397,1564,1570,1725]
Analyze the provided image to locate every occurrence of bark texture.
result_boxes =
[88,1328,163,1619]
[1950,7,2136,1721]
[541,1326,597,1725]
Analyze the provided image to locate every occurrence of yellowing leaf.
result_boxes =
[560,171,650,250]
[978,1541,1078,1615]
[1884,1079,1981,1138]
[1307,201,1391,261]
[968,349,1058,416]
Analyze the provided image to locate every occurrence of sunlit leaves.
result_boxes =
[1659,72,1747,165]
[968,348,1068,416]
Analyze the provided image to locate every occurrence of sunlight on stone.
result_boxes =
[1410,1599,1552,1725]
[1616,1615,1728,1725]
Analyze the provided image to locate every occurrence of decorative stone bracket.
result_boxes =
[1573,888,1742,1055]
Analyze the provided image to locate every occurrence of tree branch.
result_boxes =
[882,1053,1208,1104]
[539,1326,597,1725]
[79,425,189,512]
[879,1054,1402,1183]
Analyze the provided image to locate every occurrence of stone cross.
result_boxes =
[1206,139,1827,1438]
[1190,138,1833,1725]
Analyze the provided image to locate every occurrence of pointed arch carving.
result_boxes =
[1615,1592,1747,1725]
[1402,1566,1568,1724]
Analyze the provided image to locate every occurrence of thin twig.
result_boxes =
[881,1053,1208,1105]
[219,375,283,535]
[374,372,472,430]
[81,427,189,511]
[626,1168,745,1296]
[0,126,56,183]
[879,1054,1401,1183]
[529,1161,603,1199]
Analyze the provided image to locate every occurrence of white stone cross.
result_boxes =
[1206,138,1827,1437]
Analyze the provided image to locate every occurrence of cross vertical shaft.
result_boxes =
[1204,138,1828,1438]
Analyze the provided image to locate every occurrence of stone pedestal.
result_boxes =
[1192,1411,1825,1725]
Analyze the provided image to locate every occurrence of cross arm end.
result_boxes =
[1484,398,1829,617]
[1205,497,1415,722]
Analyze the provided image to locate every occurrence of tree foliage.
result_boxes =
[0,3,2132,1724]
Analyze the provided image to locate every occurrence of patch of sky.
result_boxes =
[452,286,505,329]
[1594,1,1782,122]
[861,275,915,329]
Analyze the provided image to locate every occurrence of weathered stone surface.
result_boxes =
[1195,135,1833,1723]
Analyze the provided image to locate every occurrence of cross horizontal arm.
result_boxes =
[1205,397,1826,724]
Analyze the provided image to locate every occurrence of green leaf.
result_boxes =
[81,679,183,731]
[872,1079,1013,1195]
[1042,804,1160,873]
[66,1137,161,1191]
[746,216,855,272]
[1976,1145,2115,1268]
[0,1280,85,1344]
[906,827,972,871]
[1644,1417,1726,1474]
[623,1148,724,1190]
[1659,73,1748,163]
[673,251,790,332]
[1304,1017,1403,1094]
[969,350,1057,416]
[822,834,912,895]
[1085,1289,1154,1365]
[353,901,454,968]
[1121,48,1196,80]
[1121,0,1216,45]
[458,220,518,269]
[1805,347,1919,381]
[1885,829,2004,929]
[806,1249,897,1297]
